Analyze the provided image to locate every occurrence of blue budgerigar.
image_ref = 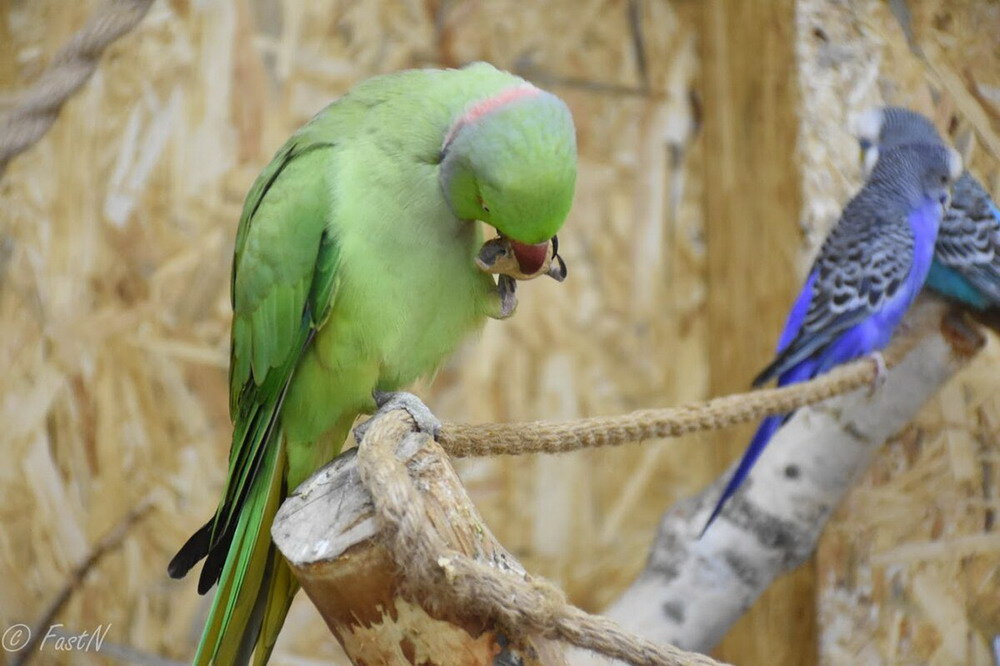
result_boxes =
[854,106,1000,311]
[703,142,962,533]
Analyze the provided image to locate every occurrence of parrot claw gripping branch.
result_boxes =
[352,390,443,445]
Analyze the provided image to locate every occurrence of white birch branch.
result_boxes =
[571,298,985,663]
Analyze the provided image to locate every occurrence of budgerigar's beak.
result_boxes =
[850,108,884,175]
[859,140,879,178]
[938,190,952,216]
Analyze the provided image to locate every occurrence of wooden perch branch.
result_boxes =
[272,413,726,666]
[570,298,986,663]
[271,430,567,665]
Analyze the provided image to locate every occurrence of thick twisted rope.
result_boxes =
[0,0,156,176]
[438,334,919,457]
[357,414,728,666]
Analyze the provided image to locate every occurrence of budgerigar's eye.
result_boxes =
[859,138,872,150]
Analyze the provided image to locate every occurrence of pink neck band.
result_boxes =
[443,84,541,149]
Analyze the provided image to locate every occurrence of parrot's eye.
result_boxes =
[858,138,872,151]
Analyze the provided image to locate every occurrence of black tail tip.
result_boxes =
[751,367,774,388]
[168,519,213,581]
[197,573,218,595]
[167,552,196,580]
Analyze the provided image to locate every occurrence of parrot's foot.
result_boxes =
[353,391,442,444]
[866,351,888,395]
[487,275,518,320]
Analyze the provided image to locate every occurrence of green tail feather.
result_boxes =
[194,437,287,665]
[192,419,351,664]
[252,553,299,666]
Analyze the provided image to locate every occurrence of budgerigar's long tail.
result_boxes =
[701,414,785,535]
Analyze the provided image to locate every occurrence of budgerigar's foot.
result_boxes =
[353,391,442,444]
[867,351,887,396]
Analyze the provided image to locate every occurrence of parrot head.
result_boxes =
[439,82,577,274]
[851,106,944,178]
[870,142,963,215]
[919,144,964,214]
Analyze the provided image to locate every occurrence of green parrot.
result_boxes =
[167,62,577,664]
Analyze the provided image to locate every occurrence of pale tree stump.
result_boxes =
[271,430,568,666]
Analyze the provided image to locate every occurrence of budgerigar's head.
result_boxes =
[851,106,944,177]
[870,142,963,216]
[440,82,576,274]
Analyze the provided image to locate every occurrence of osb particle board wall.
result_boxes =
[0,1,997,664]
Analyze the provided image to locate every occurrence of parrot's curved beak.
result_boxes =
[475,234,567,282]
[509,240,549,275]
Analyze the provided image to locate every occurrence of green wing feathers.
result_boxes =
[168,135,341,664]
[231,140,341,408]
